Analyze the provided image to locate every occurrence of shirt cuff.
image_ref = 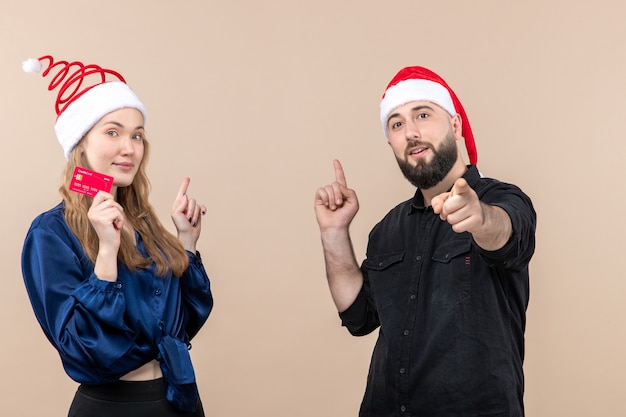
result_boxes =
[338,289,368,327]
[186,250,203,267]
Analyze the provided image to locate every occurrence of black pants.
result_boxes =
[68,378,205,417]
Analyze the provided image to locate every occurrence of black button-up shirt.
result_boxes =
[340,166,536,417]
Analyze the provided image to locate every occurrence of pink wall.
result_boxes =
[2,1,625,415]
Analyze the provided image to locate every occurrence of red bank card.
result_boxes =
[69,166,114,197]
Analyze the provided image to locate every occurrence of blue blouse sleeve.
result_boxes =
[21,213,137,383]
[179,251,213,341]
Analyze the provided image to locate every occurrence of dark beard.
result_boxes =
[396,130,458,190]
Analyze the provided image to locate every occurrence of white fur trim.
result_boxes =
[54,82,147,159]
[380,79,456,137]
[22,58,42,73]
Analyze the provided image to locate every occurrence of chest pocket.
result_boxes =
[430,238,472,309]
[362,250,405,309]
[364,250,405,271]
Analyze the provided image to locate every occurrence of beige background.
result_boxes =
[1,1,625,416]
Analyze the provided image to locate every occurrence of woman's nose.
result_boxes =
[120,137,135,154]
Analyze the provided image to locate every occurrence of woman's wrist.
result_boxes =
[94,247,119,281]
[178,235,197,253]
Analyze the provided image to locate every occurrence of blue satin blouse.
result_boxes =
[21,202,213,411]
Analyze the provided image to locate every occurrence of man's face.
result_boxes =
[386,101,461,189]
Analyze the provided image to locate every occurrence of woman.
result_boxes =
[21,55,213,416]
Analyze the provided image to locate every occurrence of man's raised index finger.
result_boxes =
[333,159,347,186]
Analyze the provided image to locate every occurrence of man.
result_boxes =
[314,66,536,417]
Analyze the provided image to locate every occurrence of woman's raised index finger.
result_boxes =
[177,177,191,199]
[333,159,347,186]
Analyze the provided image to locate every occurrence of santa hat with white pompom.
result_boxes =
[22,55,147,159]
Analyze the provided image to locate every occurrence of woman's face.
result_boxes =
[79,107,145,195]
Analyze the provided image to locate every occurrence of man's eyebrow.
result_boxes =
[411,104,435,112]
[387,112,401,124]
[387,104,435,124]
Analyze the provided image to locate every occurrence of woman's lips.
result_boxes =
[114,162,134,171]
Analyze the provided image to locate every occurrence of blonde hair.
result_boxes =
[60,137,189,277]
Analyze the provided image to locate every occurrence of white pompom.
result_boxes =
[22,58,42,74]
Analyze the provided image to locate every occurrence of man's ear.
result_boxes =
[452,114,463,140]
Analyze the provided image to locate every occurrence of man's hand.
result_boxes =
[314,159,363,312]
[431,178,483,234]
[314,159,359,232]
[432,178,512,251]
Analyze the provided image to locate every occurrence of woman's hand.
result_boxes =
[171,177,206,252]
[88,191,125,252]
[88,191,124,281]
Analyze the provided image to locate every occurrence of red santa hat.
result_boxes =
[22,55,147,160]
[380,66,477,165]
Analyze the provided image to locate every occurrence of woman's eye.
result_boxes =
[106,130,118,137]
[132,134,143,141]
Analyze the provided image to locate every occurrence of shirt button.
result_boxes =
[410,294,416,300]
[155,288,162,296]
[415,255,422,261]
[400,405,407,412]
[399,368,406,374]
[115,283,122,289]
[403,330,410,336]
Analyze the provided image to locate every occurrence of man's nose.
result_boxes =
[404,119,420,140]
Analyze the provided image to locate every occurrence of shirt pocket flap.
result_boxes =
[432,239,472,263]
[363,250,405,271]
